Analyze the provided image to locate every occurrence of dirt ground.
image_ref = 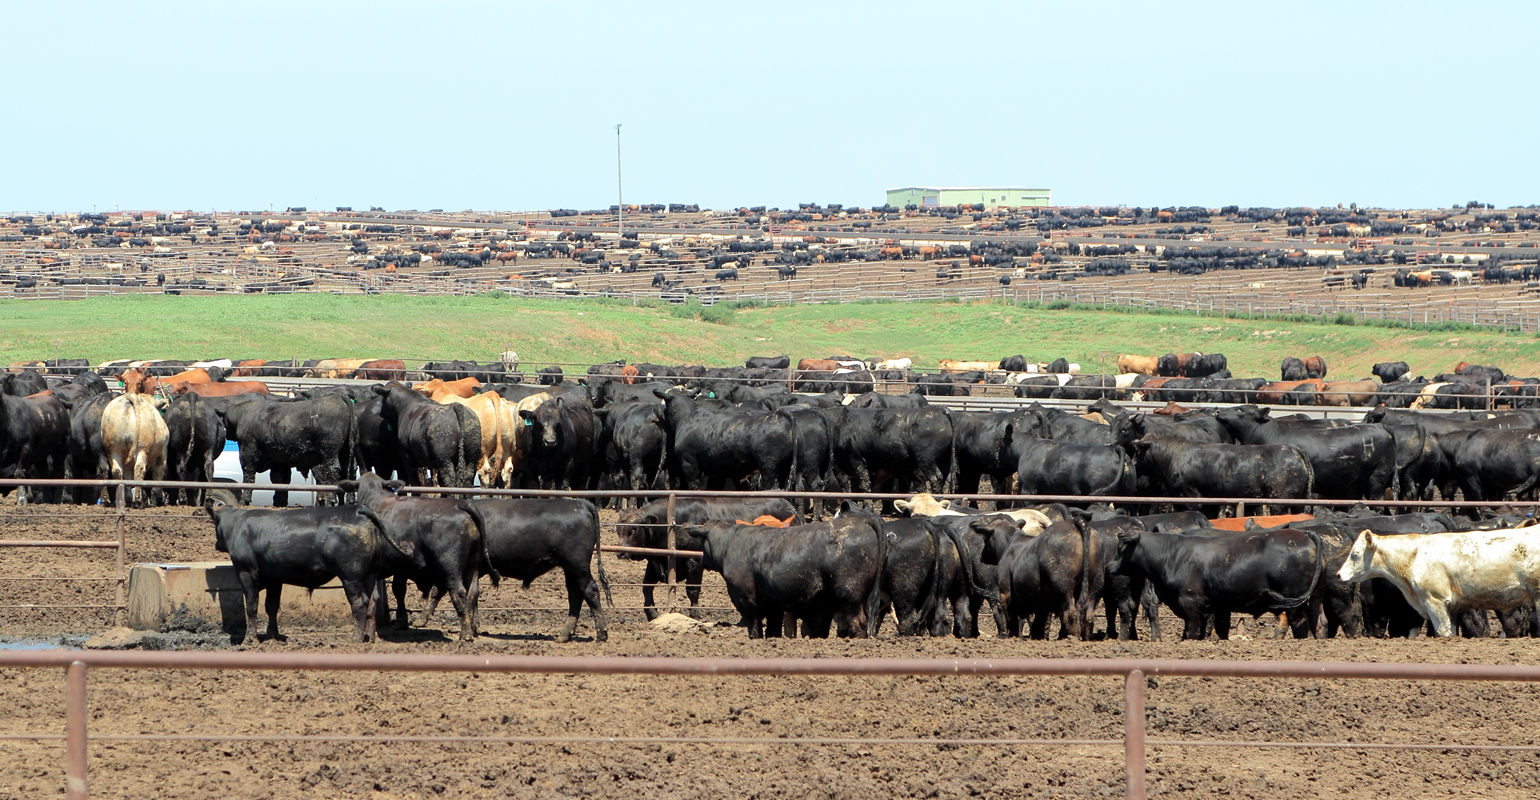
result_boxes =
[5,499,1540,799]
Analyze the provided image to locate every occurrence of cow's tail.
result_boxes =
[782,409,800,494]
[914,518,947,635]
[587,500,613,606]
[1075,516,1097,641]
[865,514,889,638]
[180,392,200,488]
[458,502,499,587]
[1266,529,1324,611]
[357,504,414,562]
[450,404,480,488]
[943,407,958,495]
[342,400,359,496]
[1294,445,1316,505]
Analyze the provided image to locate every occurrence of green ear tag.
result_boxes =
[708,391,716,398]
[525,418,533,427]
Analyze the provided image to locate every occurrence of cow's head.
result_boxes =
[968,516,1024,565]
[894,493,949,517]
[614,506,657,553]
[1111,528,1143,574]
[520,402,562,447]
[1337,530,1378,583]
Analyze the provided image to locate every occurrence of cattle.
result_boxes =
[875,516,953,635]
[1113,527,1325,639]
[972,515,1099,640]
[419,384,518,489]
[1026,404,1115,445]
[343,473,493,642]
[305,358,374,379]
[797,358,843,372]
[411,377,481,398]
[355,359,407,381]
[220,393,361,506]
[1015,414,1142,499]
[1450,429,1540,501]
[1338,527,1540,637]
[691,511,887,638]
[833,406,955,498]
[0,379,71,506]
[620,365,639,385]
[467,496,609,642]
[169,380,270,399]
[998,354,1029,372]
[939,359,996,373]
[776,265,798,280]
[1116,355,1159,376]
[206,500,420,644]
[780,406,837,519]
[656,391,797,490]
[64,393,113,504]
[745,355,790,370]
[1317,379,1379,407]
[1280,357,1309,382]
[1187,353,1227,377]
[844,391,927,409]
[532,366,562,386]
[1255,379,1326,405]
[1216,405,1396,502]
[1,371,48,397]
[1373,361,1411,383]
[714,268,739,281]
[594,400,668,501]
[102,370,170,507]
[952,409,1040,498]
[617,497,800,620]
[1132,438,1314,515]
[520,392,596,490]
[370,384,479,489]
[163,392,226,506]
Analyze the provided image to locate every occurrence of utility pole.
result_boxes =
[615,124,624,237]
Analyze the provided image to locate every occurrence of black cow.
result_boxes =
[651,272,667,288]
[594,400,667,502]
[657,391,797,491]
[745,355,790,369]
[0,390,70,505]
[1187,353,1227,377]
[1382,423,1443,503]
[65,393,113,504]
[1373,361,1411,383]
[1132,438,1314,515]
[999,354,1028,372]
[953,409,1040,499]
[1111,527,1325,640]
[1015,414,1142,499]
[978,516,1099,640]
[833,406,955,497]
[781,406,837,519]
[345,473,494,642]
[1027,405,1115,445]
[216,394,358,507]
[1280,357,1309,381]
[370,383,479,489]
[352,395,407,482]
[1450,428,1540,501]
[538,366,564,386]
[520,392,596,490]
[469,496,610,642]
[844,391,927,409]
[617,497,799,620]
[692,511,886,638]
[207,501,420,644]
[163,393,226,506]
[1216,405,1397,502]
[1,372,48,397]
[714,268,738,281]
[875,517,951,635]
[1047,357,1071,374]
[1209,377,1267,404]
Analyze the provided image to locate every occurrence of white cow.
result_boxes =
[893,493,1054,533]
[873,358,912,371]
[1337,527,1540,636]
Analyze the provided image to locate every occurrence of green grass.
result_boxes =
[5,293,1540,378]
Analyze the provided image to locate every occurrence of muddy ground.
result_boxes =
[4,500,1540,799]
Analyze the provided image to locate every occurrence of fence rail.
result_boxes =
[5,651,1540,799]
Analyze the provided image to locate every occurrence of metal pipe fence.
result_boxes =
[5,651,1540,800]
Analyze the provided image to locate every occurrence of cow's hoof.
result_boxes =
[595,629,608,643]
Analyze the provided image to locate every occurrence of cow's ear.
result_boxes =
[384,480,406,493]
[1256,406,1272,419]
[371,384,388,396]
[1117,530,1141,546]
[938,499,952,509]
[518,408,535,420]
[335,479,358,493]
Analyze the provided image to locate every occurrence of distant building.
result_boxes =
[885,186,1051,210]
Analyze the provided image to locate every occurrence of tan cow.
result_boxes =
[418,383,518,488]
[412,377,482,398]
[306,358,374,379]
[1317,379,1379,407]
[939,359,997,373]
[104,370,170,507]
[1116,354,1159,376]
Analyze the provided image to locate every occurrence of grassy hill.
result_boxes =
[4,293,1540,379]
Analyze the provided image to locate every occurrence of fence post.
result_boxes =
[66,660,88,800]
[1234,500,1245,519]
[114,481,126,625]
[1125,669,1146,800]
[665,493,678,613]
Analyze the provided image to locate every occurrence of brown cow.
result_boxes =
[797,358,843,372]
[169,381,270,398]
[1208,514,1314,531]
[411,377,481,399]
[231,359,267,377]
[1255,379,1327,405]
[1302,356,1328,379]
[1153,401,1194,416]
[735,515,796,528]
[620,365,639,386]
[1116,354,1159,376]
[918,246,943,260]
[355,359,407,381]
[1317,379,1378,407]
[306,358,373,379]
[879,246,903,260]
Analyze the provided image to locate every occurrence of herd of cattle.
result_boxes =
[5,350,1540,645]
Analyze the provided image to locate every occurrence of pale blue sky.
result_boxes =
[3,2,1535,213]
